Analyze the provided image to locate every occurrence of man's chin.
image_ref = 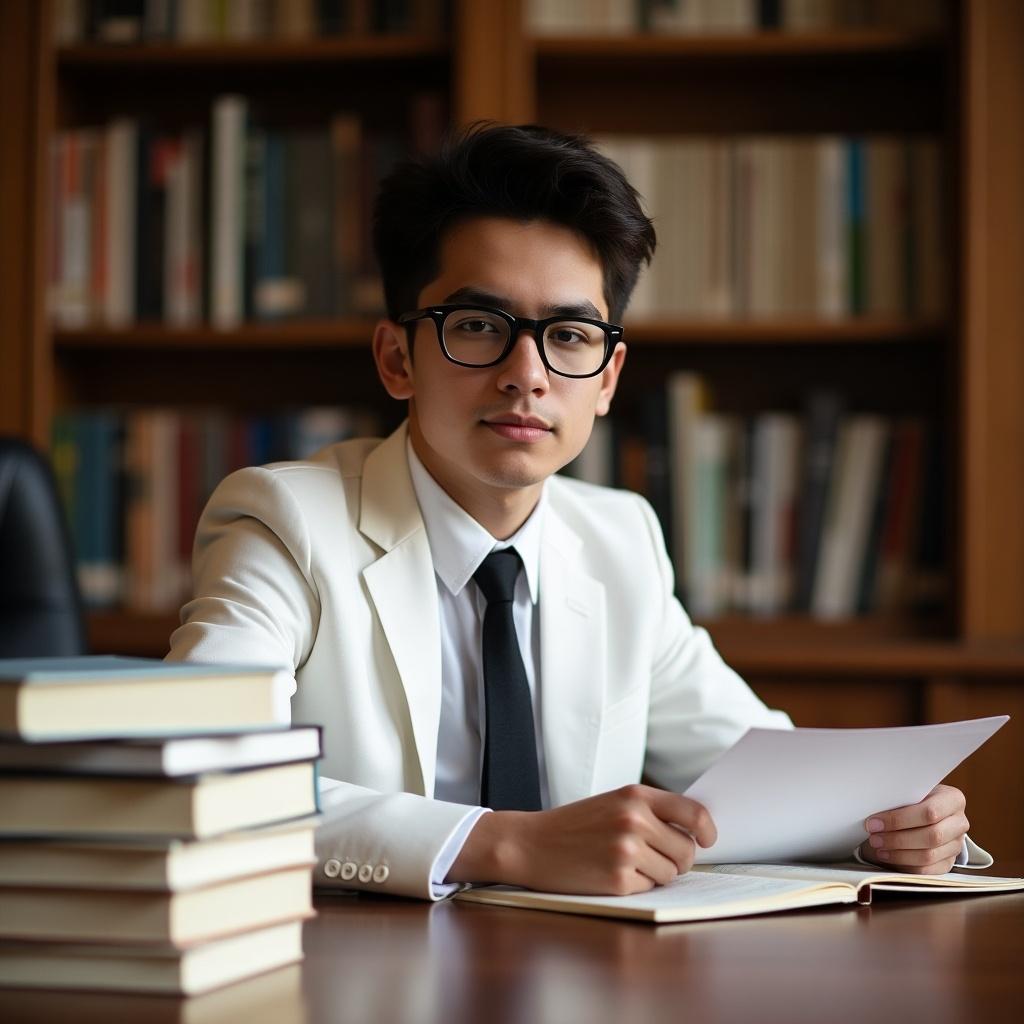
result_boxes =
[473,454,554,491]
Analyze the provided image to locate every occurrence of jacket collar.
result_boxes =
[358,422,607,805]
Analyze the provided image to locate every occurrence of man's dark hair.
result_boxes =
[373,122,657,324]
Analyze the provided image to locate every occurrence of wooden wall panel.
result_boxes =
[925,679,1024,860]
[0,1,38,439]
[750,678,920,729]
[452,0,531,126]
[959,0,1024,639]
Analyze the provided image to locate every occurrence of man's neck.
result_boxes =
[408,426,542,540]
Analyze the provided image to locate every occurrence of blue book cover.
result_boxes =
[0,655,284,685]
[847,138,866,315]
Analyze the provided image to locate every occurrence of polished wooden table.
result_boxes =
[2,864,1023,1023]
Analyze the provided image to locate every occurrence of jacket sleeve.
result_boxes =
[166,466,483,901]
[633,495,793,794]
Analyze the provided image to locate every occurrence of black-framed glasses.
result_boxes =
[397,304,624,379]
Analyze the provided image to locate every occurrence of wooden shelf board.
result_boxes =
[57,36,449,69]
[621,318,946,344]
[721,640,1024,678]
[54,321,379,349]
[532,30,947,60]
[53,318,945,351]
[87,610,1024,676]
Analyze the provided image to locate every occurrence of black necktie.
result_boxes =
[473,548,542,812]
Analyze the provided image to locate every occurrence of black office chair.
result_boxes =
[0,437,86,657]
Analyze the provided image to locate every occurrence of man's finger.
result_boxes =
[878,839,963,870]
[636,844,687,888]
[866,814,969,852]
[647,821,698,875]
[648,791,717,848]
[865,784,965,833]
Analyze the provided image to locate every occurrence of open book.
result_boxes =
[454,863,1024,924]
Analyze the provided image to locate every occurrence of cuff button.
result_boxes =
[340,861,358,881]
[372,864,390,884]
[323,858,341,878]
[357,863,373,883]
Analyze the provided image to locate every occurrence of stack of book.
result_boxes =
[0,656,321,997]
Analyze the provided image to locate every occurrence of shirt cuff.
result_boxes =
[954,834,994,870]
[429,806,492,898]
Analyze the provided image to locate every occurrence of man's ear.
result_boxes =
[372,320,414,400]
[594,341,627,417]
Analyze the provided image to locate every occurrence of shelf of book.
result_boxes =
[85,609,1024,679]
[52,318,946,351]
[54,322,382,350]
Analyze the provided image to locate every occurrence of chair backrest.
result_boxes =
[0,437,86,657]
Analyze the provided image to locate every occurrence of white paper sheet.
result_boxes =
[684,716,1008,864]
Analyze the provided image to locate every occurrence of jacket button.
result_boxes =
[357,863,373,883]
[323,859,341,878]
[340,861,358,881]
[372,864,390,884]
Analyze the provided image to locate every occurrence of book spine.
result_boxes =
[211,95,247,329]
[103,119,138,327]
[846,137,866,315]
[811,416,889,619]
[793,390,844,612]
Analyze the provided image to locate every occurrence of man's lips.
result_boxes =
[482,416,554,442]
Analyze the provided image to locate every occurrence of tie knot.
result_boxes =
[473,548,522,604]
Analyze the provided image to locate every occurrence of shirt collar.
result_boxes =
[406,436,544,603]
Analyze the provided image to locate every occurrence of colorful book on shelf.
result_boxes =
[59,0,449,44]
[455,862,1024,925]
[0,921,305,996]
[872,418,927,612]
[747,413,801,616]
[793,390,844,612]
[592,133,941,318]
[811,415,890,619]
[0,656,292,740]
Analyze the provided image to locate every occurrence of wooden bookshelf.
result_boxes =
[3,0,1023,852]
[56,36,450,69]
[53,317,946,351]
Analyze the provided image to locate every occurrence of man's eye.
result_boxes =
[456,319,498,334]
[550,328,586,344]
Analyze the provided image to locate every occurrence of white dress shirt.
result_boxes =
[407,439,554,893]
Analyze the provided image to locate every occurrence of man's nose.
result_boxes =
[496,330,550,393]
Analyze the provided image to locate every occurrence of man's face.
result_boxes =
[382,216,625,513]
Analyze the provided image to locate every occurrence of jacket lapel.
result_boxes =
[359,424,442,798]
[540,508,607,807]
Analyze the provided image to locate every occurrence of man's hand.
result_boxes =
[858,784,969,874]
[448,784,717,895]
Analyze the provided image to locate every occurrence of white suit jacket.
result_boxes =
[167,422,792,898]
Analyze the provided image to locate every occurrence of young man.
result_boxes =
[167,123,980,899]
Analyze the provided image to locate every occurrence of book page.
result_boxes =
[696,862,1024,891]
[460,870,855,922]
[685,717,1008,863]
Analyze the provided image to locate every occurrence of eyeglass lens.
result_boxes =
[442,309,607,375]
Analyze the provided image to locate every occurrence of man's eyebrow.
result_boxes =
[439,287,604,321]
